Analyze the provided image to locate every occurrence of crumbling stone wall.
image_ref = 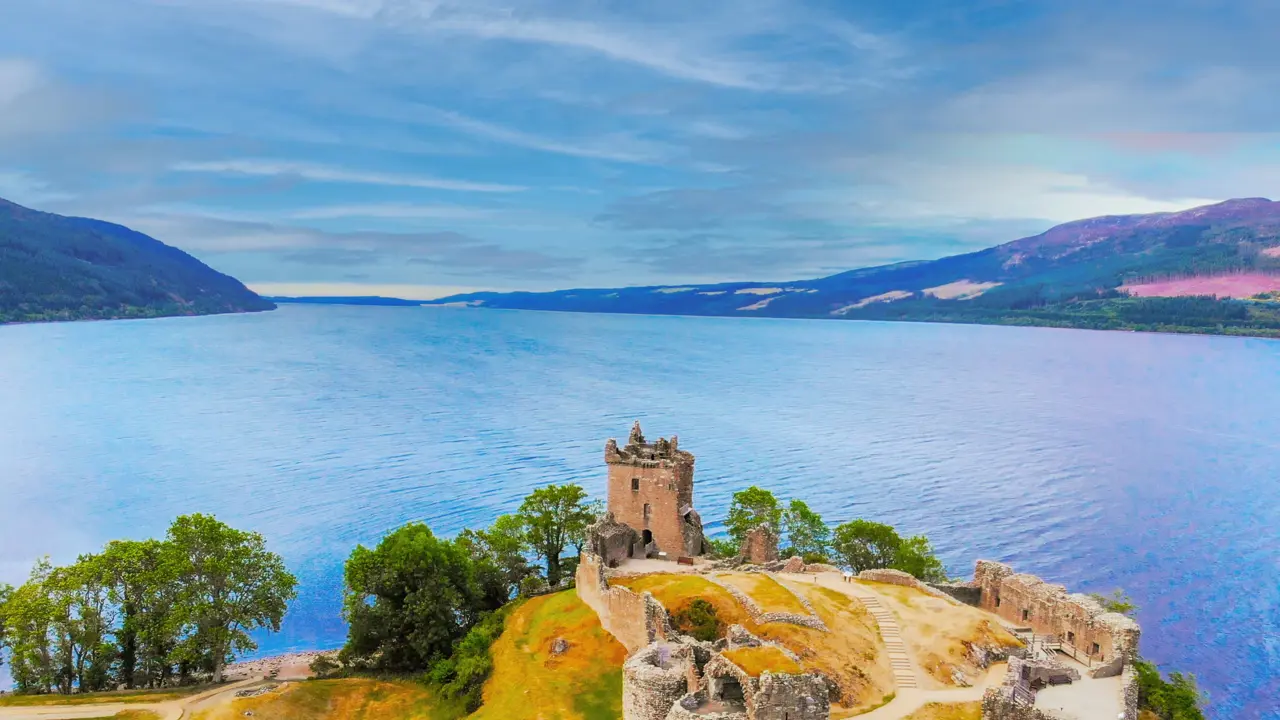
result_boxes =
[980,689,1058,720]
[624,644,693,720]
[857,569,964,606]
[973,560,1140,675]
[741,524,779,565]
[928,581,982,606]
[606,422,706,558]
[577,552,675,652]
[750,672,830,720]
[587,512,640,568]
[1121,663,1140,720]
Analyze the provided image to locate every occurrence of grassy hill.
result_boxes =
[0,198,274,324]
[425,198,1280,337]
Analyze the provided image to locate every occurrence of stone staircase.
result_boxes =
[849,588,919,690]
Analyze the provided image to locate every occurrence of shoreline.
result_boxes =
[224,650,339,681]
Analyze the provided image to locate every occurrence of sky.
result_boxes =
[1,0,1278,298]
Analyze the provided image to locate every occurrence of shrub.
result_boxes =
[1134,659,1205,720]
[671,599,720,642]
[309,654,341,678]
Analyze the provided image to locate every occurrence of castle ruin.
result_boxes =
[602,421,709,562]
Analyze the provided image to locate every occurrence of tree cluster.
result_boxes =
[338,483,597,679]
[0,514,297,694]
[721,486,947,581]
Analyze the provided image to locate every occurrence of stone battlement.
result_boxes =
[605,421,695,468]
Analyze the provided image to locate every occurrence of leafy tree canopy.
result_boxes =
[166,514,297,683]
[781,499,830,558]
[831,520,947,582]
[341,522,485,672]
[518,484,594,587]
[724,486,783,546]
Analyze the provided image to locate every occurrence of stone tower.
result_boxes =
[605,421,708,559]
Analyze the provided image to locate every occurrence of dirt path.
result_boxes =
[778,571,1004,719]
[0,679,261,720]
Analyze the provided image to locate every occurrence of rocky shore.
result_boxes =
[225,650,338,681]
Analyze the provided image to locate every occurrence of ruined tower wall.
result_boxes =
[974,560,1140,674]
[607,461,693,557]
[577,552,675,653]
[623,644,693,720]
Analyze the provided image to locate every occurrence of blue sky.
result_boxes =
[1,0,1277,298]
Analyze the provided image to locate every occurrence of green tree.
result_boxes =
[894,535,948,583]
[830,520,902,574]
[457,513,536,608]
[781,499,829,558]
[1134,659,1205,720]
[166,514,297,683]
[341,523,482,672]
[830,520,948,581]
[3,560,58,693]
[518,484,595,587]
[47,555,117,693]
[724,486,782,546]
[98,539,178,688]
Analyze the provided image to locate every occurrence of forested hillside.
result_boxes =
[0,198,273,324]
[426,198,1280,337]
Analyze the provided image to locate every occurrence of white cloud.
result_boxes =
[819,164,1221,224]
[288,203,495,220]
[0,170,74,205]
[171,159,524,193]
[419,106,671,163]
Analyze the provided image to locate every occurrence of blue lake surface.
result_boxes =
[1,304,1278,718]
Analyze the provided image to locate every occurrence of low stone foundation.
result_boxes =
[857,569,964,606]
[707,574,827,631]
[980,689,1057,720]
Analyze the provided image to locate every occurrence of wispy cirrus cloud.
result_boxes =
[172,159,523,193]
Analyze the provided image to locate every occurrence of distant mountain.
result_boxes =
[426,199,1280,337]
[0,198,274,324]
[268,296,426,307]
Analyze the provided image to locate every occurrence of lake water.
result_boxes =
[1,305,1277,718]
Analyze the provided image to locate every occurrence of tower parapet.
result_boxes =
[605,421,694,469]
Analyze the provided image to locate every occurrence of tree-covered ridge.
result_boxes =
[0,514,296,694]
[0,198,274,324]
[426,198,1280,337]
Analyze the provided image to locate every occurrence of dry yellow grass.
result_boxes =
[714,572,809,615]
[615,573,893,716]
[189,679,440,720]
[720,646,802,677]
[611,573,752,629]
[861,581,1022,687]
[471,589,628,720]
[0,686,205,707]
[901,701,982,720]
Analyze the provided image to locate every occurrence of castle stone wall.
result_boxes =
[741,525,779,565]
[577,552,675,653]
[974,560,1140,674]
[624,644,693,720]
